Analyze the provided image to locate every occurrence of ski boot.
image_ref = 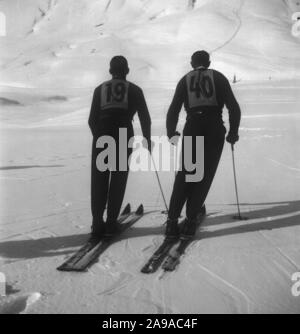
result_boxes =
[199,205,207,216]
[91,220,106,240]
[104,221,121,238]
[180,218,198,240]
[180,205,206,239]
[165,219,180,239]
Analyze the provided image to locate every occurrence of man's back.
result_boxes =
[173,68,238,114]
[94,79,147,120]
[89,78,151,141]
[100,78,130,112]
[167,67,241,138]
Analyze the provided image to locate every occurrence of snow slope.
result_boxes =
[0,108,300,314]
[0,0,300,127]
[0,0,300,314]
[0,0,300,91]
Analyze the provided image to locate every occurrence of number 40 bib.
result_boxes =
[186,69,218,108]
[101,79,129,110]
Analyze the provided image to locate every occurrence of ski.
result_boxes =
[162,214,207,272]
[141,237,179,274]
[141,207,207,274]
[161,238,193,272]
[57,203,131,272]
[62,204,144,272]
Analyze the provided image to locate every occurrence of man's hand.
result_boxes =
[226,132,239,145]
[168,131,181,146]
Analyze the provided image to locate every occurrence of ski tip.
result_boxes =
[56,266,87,273]
[141,266,154,274]
[56,266,71,272]
[136,204,144,216]
[141,268,149,274]
[122,203,131,215]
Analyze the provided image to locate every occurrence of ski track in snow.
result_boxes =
[211,0,245,53]
[159,278,170,314]
[158,245,253,313]
[267,158,300,173]
[97,273,137,297]
[258,230,300,271]
[195,263,252,313]
[156,232,251,313]
[96,271,173,313]
[135,288,173,314]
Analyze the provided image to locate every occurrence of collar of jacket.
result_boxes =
[195,66,207,70]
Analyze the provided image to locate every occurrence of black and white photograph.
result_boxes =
[0,0,300,315]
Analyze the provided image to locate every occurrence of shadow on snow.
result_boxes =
[0,200,299,261]
[0,165,64,171]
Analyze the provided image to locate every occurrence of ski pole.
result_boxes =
[151,155,169,214]
[231,144,246,220]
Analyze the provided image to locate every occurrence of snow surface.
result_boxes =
[0,0,300,314]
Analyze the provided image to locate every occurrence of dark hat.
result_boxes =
[110,56,129,75]
[191,50,210,67]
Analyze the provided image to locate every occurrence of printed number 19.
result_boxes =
[106,83,126,103]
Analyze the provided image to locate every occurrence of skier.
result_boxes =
[165,50,241,239]
[88,56,152,238]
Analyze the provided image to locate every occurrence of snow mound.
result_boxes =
[0,292,41,314]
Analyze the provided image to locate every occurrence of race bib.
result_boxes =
[101,79,129,110]
[186,70,218,108]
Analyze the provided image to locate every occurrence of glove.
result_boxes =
[226,132,239,145]
[168,131,181,146]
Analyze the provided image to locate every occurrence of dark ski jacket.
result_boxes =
[166,68,241,138]
[89,78,151,142]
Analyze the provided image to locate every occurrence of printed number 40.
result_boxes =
[190,76,214,99]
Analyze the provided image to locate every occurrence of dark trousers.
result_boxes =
[168,116,225,221]
[91,121,133,225]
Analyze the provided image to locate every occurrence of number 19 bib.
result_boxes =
[101,79,129,110]
[186,70,218,108]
